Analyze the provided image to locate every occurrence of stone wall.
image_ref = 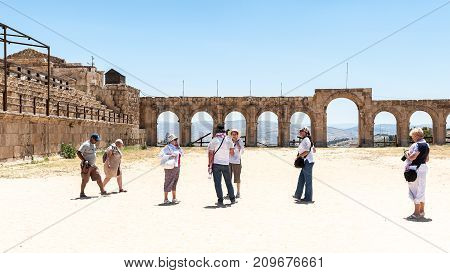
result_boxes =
[139,89,450,147]
[0,112,145,162]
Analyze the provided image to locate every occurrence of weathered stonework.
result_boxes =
[139,89,450,147]
[0,112,145,161]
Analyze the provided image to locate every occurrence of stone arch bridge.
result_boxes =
[139,88,450,147]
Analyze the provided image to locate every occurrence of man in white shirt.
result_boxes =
[208,124,237,206]
[293,128,315,203]
[77,133,106,198]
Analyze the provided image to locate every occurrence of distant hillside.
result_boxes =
[157,121,414,147]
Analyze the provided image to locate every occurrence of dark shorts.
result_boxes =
[229,163,242,183]
[81,164,101,183]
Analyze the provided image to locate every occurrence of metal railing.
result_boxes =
[189,132,211,147]
[7,93,133,124]
[374,135,398,147]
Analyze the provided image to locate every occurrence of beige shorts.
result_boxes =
[81,164,102,183]
[229,163,242,183]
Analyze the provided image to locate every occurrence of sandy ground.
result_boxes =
[0,146,449,253]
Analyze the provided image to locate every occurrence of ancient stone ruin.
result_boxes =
[1,47,449,161]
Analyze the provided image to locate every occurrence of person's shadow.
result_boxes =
[204,204,231,209]
[404,217,433,222]
[70,196,99,201]
[156,202,180,207]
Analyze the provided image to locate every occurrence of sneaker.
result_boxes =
[164,199,171,205]
[172,199,180,204]
[80,193,88,199]
[236,193,240,199]
[101,191,108,196]
[231,199,238,204]
[215,202,225,207]
[292,195,300,200]
[223,194,230,200]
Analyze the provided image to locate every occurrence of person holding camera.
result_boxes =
[77,133,106,198]
[159,134,183,204]
[293,127,316,203]
[403,128,430,221]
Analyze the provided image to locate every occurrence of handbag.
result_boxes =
[294,155,306,168]
[162,146,177,169]
[404,169,417,182]
[164,158,176,169]
[294,137,312,168]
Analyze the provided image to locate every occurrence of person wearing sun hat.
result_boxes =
[227,128,245,199]
[293,127,316,203]
[159,134,184,204]
[103,139,126,193]
[77,133,106,198]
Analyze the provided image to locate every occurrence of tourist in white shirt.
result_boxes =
[208,124,237,206]
[159,134,183,204]
[404,128,430,221]
[228,129,244,199]
[293,127,315,203]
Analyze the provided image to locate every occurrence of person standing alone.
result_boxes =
[293,128,315,203]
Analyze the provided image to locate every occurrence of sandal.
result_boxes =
[406,214,421,221]
[119,189,127,193]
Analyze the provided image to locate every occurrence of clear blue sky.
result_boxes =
[1,0,449,125]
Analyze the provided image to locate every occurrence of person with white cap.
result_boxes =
[159,134,184,204]
[293,127,315,203]
[227,129,244,199]
[103,139,126,193]
[77,133,106,198]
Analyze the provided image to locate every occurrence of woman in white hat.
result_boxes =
[103,139,126,193]
[229,129,244,198]
[159,134,184,204]
[293,127,315,203]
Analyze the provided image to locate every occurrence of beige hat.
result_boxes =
[115,139,124,145]
[167,134,178,143]
[230,128,240,136]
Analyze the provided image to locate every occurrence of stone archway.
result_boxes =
[408,110,435,144]
[289,112,312,146]
[326,98,359,147]
[257,111,279,146]
[373,111,398,147]
[224,111,247,144]
[156,111,180,145]
[190,111,214,146]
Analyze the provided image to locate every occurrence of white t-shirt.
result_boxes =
[78,140,97,165]
[229,138,245,164]
[297,137,314,163]
[208,135,233,165]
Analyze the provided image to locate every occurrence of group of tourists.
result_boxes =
[77,134,126,199]
[76,125,431,221]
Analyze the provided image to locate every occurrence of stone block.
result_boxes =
[0,146,14,159]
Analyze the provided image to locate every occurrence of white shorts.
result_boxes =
[408,164,428,204]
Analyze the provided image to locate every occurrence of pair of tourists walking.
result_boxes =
[77,134,126,198]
